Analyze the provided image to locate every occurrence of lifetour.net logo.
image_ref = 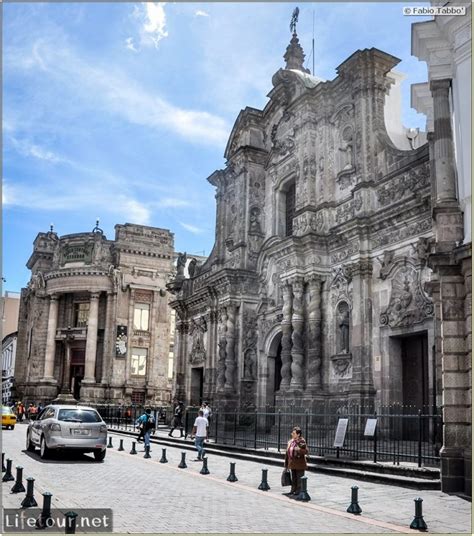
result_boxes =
[3,509,113,533]
[403,5,467,16]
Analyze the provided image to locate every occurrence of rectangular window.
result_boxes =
[131,347,147,376]
[131,390,145,404]
[168,351,174,380]
[74,302,90,327]
[133,303,150,331]
[285,182,296,237]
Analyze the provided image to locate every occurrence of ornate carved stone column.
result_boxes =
[101,291,116,387]
[279,281,293,389]
[42,294,59,382]
[224,304,237,392]
[216,308,227,392]
[83,292,100,384]
[290,278,305,390]
[306,276,322,390]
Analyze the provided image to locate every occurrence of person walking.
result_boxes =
[190,409,208,461]
[136,409,155,449]
[168,401,185,437]
[200,401,212,422]
[283,426,308,498]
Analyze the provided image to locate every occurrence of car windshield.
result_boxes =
[2,407,13,414]
[57,409,101,423]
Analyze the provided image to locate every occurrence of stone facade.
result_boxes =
[169,32,436,416]
[411,1,471,495]
[15,223,175,405]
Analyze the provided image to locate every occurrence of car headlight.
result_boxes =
[50,423,61,431]
[99,425,107,433]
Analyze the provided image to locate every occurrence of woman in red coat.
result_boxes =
[283,426,308,497]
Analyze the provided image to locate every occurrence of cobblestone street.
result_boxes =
[2,425,471,533]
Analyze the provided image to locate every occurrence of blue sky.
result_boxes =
[3,2,431,293]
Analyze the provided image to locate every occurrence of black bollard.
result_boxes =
[258,468,270,491]
[178,451,187,469]
[11,466,26,494]
[21,477,38,508]
[346,485,362,514]
[118,439,124,451]
[159,448,168,464]
[295,476,311,502]
[64,511,78,534]
[36,492,53,529]
[144,445,151,459]
[130,441,137,455]
[2,459,14,482]
[410,498,428,531]
[107,436,113,448]
[2,452,6,472]
[200,457,210,475]
[227,462,238,482]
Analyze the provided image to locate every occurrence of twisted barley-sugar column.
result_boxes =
[216,308,227,392]
[280,282,293,389]
[224,304,237,391]
[290,278,305,390]
[306,276,322,389]
[42,294,59,381]
[83,292,101,383]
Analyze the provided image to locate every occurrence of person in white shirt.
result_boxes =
[200,402,212,421]
[191,410,208,461]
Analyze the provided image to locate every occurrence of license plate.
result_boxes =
[72,429,90,436]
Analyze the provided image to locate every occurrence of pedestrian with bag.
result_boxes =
[283,426,308,498]
[190,409,208,461]
[168,400,185,437]
[136,408,155,449]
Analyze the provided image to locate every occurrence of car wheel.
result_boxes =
[26,431,36,452]
[40,436,50,459]
[93,449,106,462]
[11,426,15,430]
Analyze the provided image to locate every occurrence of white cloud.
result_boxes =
[119,197,151,225]
[8,137,68,164]
[125,37,138,52]
[133,2,168,49]
[180,222,204,234]
[195,10,209,18]
[158,197,192,208]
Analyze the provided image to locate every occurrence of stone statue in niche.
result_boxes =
[338,126,354,172]
[337,302,350,354]
[249,207,263,235]
[176,252,187,277]
[188,258,197,278]
[243,349,257,380]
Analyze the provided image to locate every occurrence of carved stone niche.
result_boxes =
[330,353,353,381]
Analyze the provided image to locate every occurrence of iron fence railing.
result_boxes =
[94,404,443,468]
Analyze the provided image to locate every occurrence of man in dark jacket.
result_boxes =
[283,426,308,497]
[168,401,185,437]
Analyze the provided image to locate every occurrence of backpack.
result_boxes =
[144,414,155,431]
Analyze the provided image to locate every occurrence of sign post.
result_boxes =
[334,418,349,458]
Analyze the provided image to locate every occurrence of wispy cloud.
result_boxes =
[158,198,193,209]
[180,222,204,235]
[195,10,209,18]
[8,137,69,164]
[125,37,138,52]
[132,2,168,49]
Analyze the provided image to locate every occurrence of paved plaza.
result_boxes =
[1,425,472,534]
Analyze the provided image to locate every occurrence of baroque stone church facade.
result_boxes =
[169,33,436,414]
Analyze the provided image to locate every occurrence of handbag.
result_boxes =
[281,469,292,487]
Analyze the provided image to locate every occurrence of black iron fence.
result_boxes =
[95,404,442,468]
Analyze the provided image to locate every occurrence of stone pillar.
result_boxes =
[224,304,237,392]
[42,294,59,382]
[430,79,463,246]
[279,282,293,389]
[101,291,116,387]
[216,308,227,392]
[349,260,375,409]
[290,278,305,390]
[175,321,188,402]
[83,292,100,384]
[306,276,322,390]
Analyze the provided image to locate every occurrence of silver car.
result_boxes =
[26,405,107,461]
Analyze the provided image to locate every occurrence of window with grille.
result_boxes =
[131,347,147,376]
[285,182,296,236]
[131,390,145,404]
[74,302,90,327]
[133,303,150,331]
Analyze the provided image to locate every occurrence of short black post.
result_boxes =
[11,466,26,493]
[258,468,270,491]
[347,485,362,514]
[64,511,78,534]
[36,492,53,529]
[160,448,168,463]
[2,452,6,472]
[144,445,151,459]
[410,498,428,531]
[118,439,124,451]
[178,451,187,469]
[130,441,137,455]
[227,462,238,482]
[2,459,14,482]
[107,436,113,448]
[295,476,311,502]
[200,457,210,475]
[21,477,38,508]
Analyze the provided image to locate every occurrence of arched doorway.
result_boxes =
[266,331,282,409]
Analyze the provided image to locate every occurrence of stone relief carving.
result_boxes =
[372,218,431,249]
[330,266,352,308]
[380,265,434,328]
[189,317,207,364]
[330,354,353,380]
[336,301,350,354]
[293,211,324,236]
[376,163,429,207]
[243,349,257,380]
[378,250,395,280]
[330,240,360,264]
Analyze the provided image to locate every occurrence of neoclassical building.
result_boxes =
[169,30,437,416]
[15,223,175,405]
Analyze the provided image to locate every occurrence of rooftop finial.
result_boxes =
[92,218,103,234]
[50,223,54,233]
[290,7,299,34]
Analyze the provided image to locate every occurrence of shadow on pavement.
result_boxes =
[21,449,103,464]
